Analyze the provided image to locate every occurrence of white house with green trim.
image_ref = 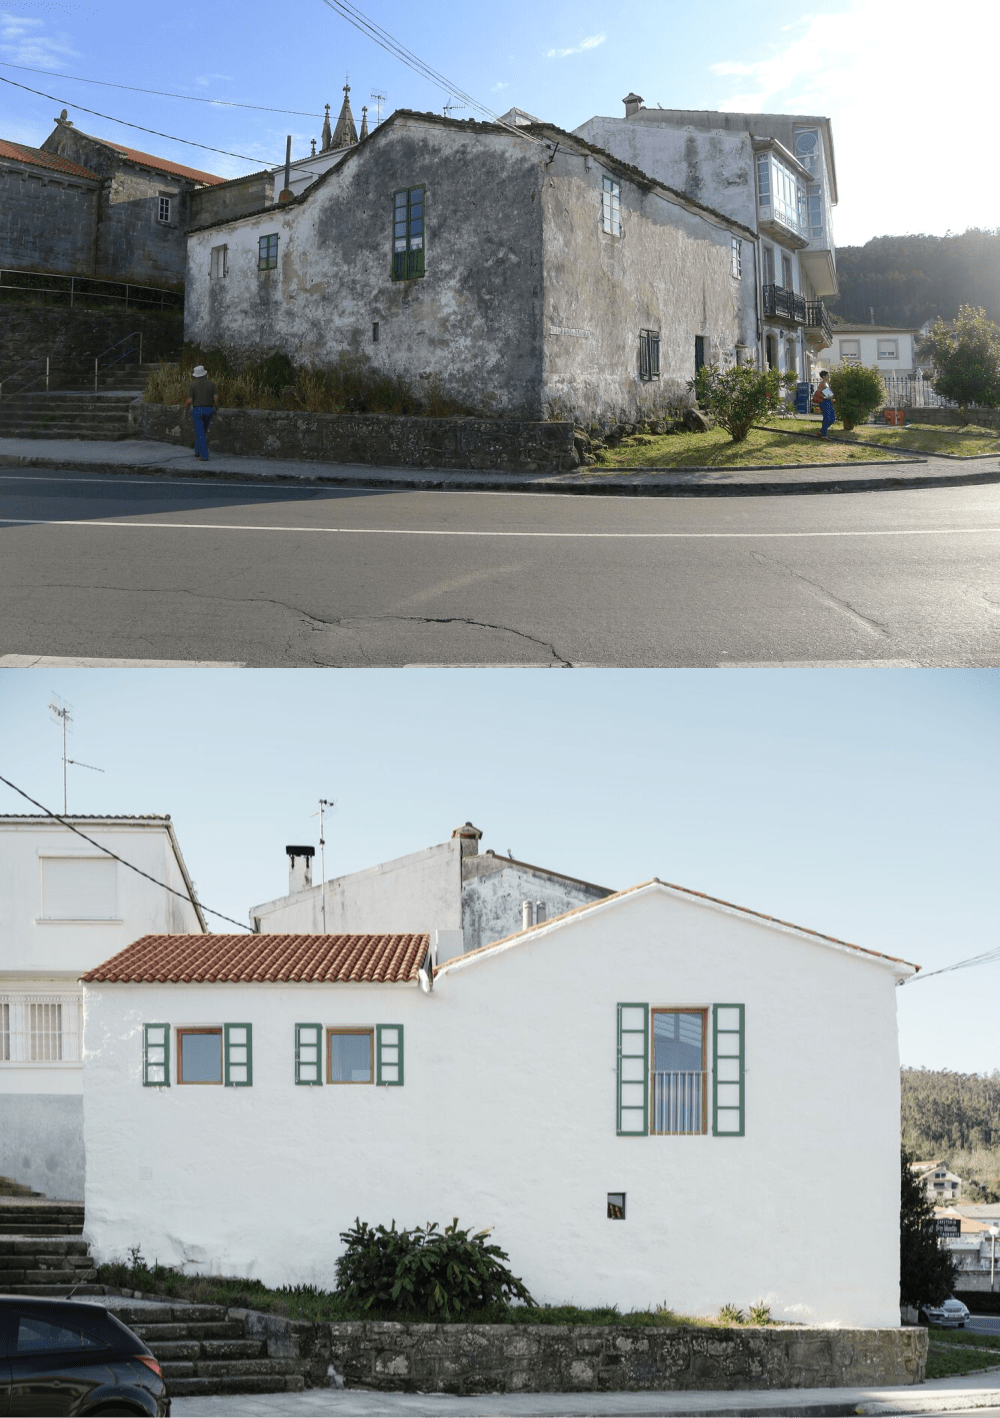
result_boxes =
[80,879,915,1325]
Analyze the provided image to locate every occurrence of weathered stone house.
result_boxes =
[184,110,759,422]
[0,111,272,288]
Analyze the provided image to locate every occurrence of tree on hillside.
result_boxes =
[920,305,1000,414]
[900,1148,957,1311]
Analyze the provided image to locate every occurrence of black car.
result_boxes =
[0,1296,169,1416]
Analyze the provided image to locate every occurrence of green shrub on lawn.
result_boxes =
[334,1218,536,1319]
[689,364,791,443]
[828,364,886,432]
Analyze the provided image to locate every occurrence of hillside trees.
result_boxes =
[831,228,1000,328]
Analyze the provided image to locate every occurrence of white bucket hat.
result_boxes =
[192,364,208,378]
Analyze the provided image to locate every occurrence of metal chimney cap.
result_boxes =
[285,844,315,857]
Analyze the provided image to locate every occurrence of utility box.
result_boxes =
[795,382,812,414]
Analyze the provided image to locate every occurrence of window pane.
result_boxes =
[653,1011,703,1072]
[330,1032,371,1082]
[181,1032,222,1083]
[17,1316,102,1353]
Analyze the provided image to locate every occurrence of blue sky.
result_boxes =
[0,0,993,247]
[1,667,997,1075]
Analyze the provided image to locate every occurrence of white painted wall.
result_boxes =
[817,330,917,375]
[270,148,350,199]
[83,884,909,1325]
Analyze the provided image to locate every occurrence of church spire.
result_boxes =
[360,105,369,140]
[330,79,358,150]
[320,103,332,153]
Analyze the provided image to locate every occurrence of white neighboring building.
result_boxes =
[82,879,915,1325]
[0,815,205,1199]
[250,822,611,955]
[816,326,919,376]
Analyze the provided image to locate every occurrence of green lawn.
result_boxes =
[590,424,900,471]
[758,415,1000,457]
[925,1336,1000,1380]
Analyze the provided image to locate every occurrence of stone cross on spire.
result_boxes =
[320,103,332,153]
[360,105,369,140]
[330,79,358,150]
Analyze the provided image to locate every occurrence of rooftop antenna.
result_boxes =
[443,98,465,117]
[370,90,386,125]
[48,693,104,813]
[309,797,336,931]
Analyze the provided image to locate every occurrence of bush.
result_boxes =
[688,363,785,442]
[919,305,1000,415]
[335,1218,536,1319]
[900,1148,956,1309]
[827,364,886,431]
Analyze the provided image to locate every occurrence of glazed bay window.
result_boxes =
[392,187,424,280]
[602,176,621,236]
[258,233,279,271]
[617,1002,744,1137]
[756,152,806,240]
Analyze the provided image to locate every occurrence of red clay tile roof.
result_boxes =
[81,933,429,984]
[80,133,224,185]
[0,139,98,180]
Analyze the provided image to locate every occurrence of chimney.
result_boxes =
[279,134,293,203]
[451,821,483,857]
[286,844,315,894]
[522,900,534,931]
[534,900,546,924]
[622,92,644,118]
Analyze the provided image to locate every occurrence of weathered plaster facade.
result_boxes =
[184,111,757,422]
[250,823,610,955]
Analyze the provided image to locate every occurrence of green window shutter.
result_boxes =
[376,1023,404,1086]
[143,1023,170,1086]
[616,1003,648,1135]
[712,1004,745,1136]
[224,1023,252,1087]
[295,1023,322,1085]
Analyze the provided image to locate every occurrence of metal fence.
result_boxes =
[651,1071,704,1135]
[0,993,81,1062]
[882,373,957,408]
[0,267,182,312]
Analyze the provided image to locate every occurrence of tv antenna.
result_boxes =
[370,90,386,125]
[309,797,336,931]
[49,693,104,813]
[443,98,465,117]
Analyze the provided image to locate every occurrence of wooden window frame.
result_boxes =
[375,1023,404,1086]
[143,1022,170,1087]
[712,1003,745,1137]
[731,237,742,279]
[177,1026,223,1086]
[616,1002,649,1136]
[327,1027,374,1085]
[210,244,228,279]
[639,329,660,381]
[601,176,621,236]
[258,233,279,271]
[157,195,172,225]
[295,1022,323,1085]
[223,1022,252,1087]
[391,187,425,281]
[649,1007,708,1136]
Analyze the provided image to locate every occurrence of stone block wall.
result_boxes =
[0,168,99,276]
[130,402,579,473]
[190,173,275,229]
[901,405,1000,430]
[321,1321,927,1395]
[0,306,183,382]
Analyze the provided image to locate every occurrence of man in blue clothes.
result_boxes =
[184,364,219,460]
[811,370,836,438]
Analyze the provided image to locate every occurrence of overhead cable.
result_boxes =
[0,62,325,117]
[0,772,251,932]
[0,75,265,166]
[899,947,1000,984]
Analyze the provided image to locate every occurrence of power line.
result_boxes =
[0,62,325,117]
[316,0,545,146]
[0,772,251,933]
[0,75,265,167]
[900,948,1000,984]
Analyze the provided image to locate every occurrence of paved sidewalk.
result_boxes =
[2,436,999,497]
[167,1369,1000,1418]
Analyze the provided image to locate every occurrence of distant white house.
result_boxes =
[251,821,612,955]
[912,1159,962,1201]
[82,878,916,1326]
[816,325,919,376]
[0,814,205,1199]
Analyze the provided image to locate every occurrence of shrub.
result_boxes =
[827,364,886,431]
[747,1301,773,1324]
[919,305,1000,415]
[900,1148,956,1309]
[688,363,784,442]
[716,1303,745,1324]
[335,1218,536,1319]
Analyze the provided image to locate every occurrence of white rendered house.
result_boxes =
[0,814,205,1199]
[81,879,915,1325]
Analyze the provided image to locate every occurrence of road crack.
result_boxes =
[749,551,891,637]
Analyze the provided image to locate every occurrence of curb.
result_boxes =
[753,423,1000,462]
[3,453,1000,498]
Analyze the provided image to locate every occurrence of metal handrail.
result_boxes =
[0,357,48,402]
[93,332,142,391]
[0,266,182,312]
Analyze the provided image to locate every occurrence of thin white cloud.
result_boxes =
[195,73,235,88]
[491,80,510,92]
[0,10,76,66]
[546,33,605,58]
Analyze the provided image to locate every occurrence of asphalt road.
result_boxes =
[2,469,1000,667]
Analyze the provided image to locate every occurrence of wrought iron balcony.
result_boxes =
[762,283,806,324]
[805,300,833,345]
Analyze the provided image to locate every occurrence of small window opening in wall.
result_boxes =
[695,335,706,372]
[639,329,660,381]
[731,237,742,279]
[210,244,228,280]
[601,176,621,236]
[607,1192,626,1220]
[258,233,279,271]
[372,321,380,343]
[158,196,172,224]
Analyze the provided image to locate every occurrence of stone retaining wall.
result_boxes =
[322,1322,927,1396]
[901,406,1000,429]
[1,305,182,379]
[130,402,580,474]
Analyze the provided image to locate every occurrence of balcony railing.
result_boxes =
[651,1070,705,1134]
[0,993,81,1063]
[805,300,833,345]
[762,284,806,324]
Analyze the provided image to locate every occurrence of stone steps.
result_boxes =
[0,392,138,440]
[0,1202,85,1236]
[116,1303,315,1396]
